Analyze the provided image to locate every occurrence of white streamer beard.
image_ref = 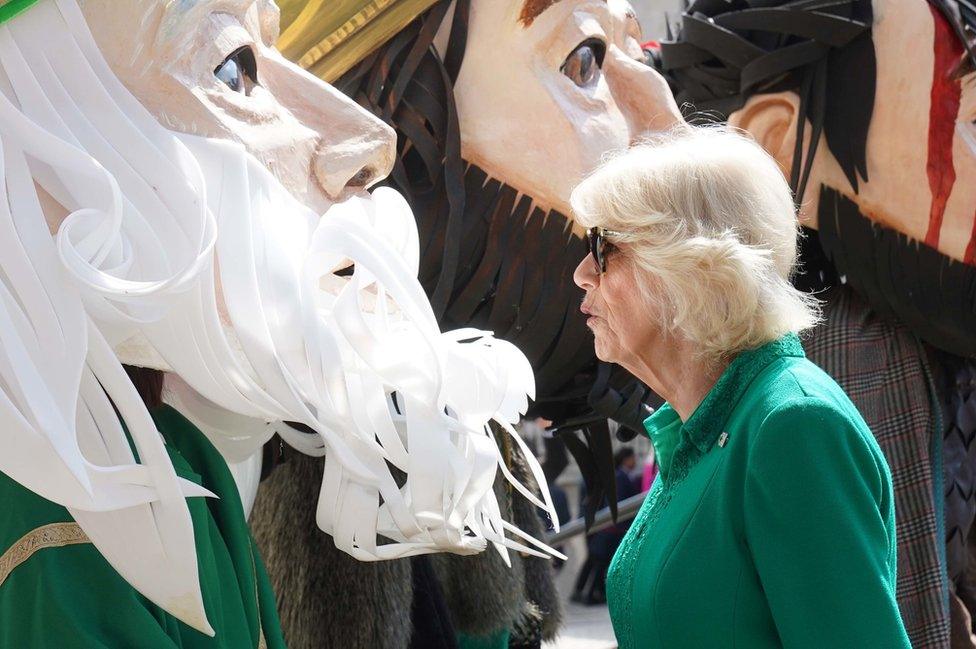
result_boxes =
[0,0,561,636]
[164,134,558,563]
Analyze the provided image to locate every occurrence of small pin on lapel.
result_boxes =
[718,432,729,448]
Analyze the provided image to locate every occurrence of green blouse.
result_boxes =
[0,405,286,649]
[606,334,911,649]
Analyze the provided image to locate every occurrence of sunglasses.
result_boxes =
[586,226,624,274]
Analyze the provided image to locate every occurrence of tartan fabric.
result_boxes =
[804,286,949,649]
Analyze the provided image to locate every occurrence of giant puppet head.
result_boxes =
[75,0,393,215]
[434,0,681,217]
[275,2,685,507]
[278,0,680,216]
[0,0,559,635]
[654,0,976,356]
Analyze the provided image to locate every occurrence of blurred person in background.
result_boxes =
[572,447,642,605]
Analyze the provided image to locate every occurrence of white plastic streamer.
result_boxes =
[0,0,562,635]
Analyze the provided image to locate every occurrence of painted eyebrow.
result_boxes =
[157,0,260,44]
[166,0,255,17]
[519,0,607,27]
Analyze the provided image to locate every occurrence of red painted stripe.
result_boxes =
[924,6,964,249]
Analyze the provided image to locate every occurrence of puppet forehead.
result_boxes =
[74,0,277,57]
[158,0,255,36]
[519,0,608,26]
[155,0,276,42]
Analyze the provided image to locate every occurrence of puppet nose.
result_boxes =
[313,121,396,199]
[604,45,684,138]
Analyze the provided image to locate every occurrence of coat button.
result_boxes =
[718,431,729,448]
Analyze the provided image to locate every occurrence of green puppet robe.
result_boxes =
[0,405,286,649]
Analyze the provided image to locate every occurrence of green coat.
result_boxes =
[0,405,286,649]
[606,334,911,649]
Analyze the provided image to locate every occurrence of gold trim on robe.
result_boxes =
[0,522,90,588]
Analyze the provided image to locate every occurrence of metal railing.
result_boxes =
[545,491,647,545]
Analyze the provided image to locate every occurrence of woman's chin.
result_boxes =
[592,337,618,364]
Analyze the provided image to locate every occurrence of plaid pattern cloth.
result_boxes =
[804,286,949,649]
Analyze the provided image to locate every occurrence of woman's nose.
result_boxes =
[574,254,599,290]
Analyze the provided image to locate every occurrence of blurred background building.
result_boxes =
[630,0,683,41]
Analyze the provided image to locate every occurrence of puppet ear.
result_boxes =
[728,91,803,181]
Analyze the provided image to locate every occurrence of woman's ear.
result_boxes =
[728,92,803,180]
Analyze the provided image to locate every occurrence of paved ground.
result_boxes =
[542,534,617,649]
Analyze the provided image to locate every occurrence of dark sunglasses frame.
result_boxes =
[586,226,624,274]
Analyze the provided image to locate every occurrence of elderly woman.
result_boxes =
[572,127,910,649]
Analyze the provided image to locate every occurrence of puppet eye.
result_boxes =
[214,46,258,95]
[561,39,606,87]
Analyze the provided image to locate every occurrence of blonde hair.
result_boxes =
[571,125,820,365]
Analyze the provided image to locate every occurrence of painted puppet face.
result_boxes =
[732,0,976,264]
[67,0,397,370]
[444,0,682,215]
[79,0,396,216]
[856,0,976,263]
[608,0,646,61]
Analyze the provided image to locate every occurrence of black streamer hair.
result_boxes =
[655,0,876,200]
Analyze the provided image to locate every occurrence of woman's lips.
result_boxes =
[581,302,603,329]
[581,303,599,328]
